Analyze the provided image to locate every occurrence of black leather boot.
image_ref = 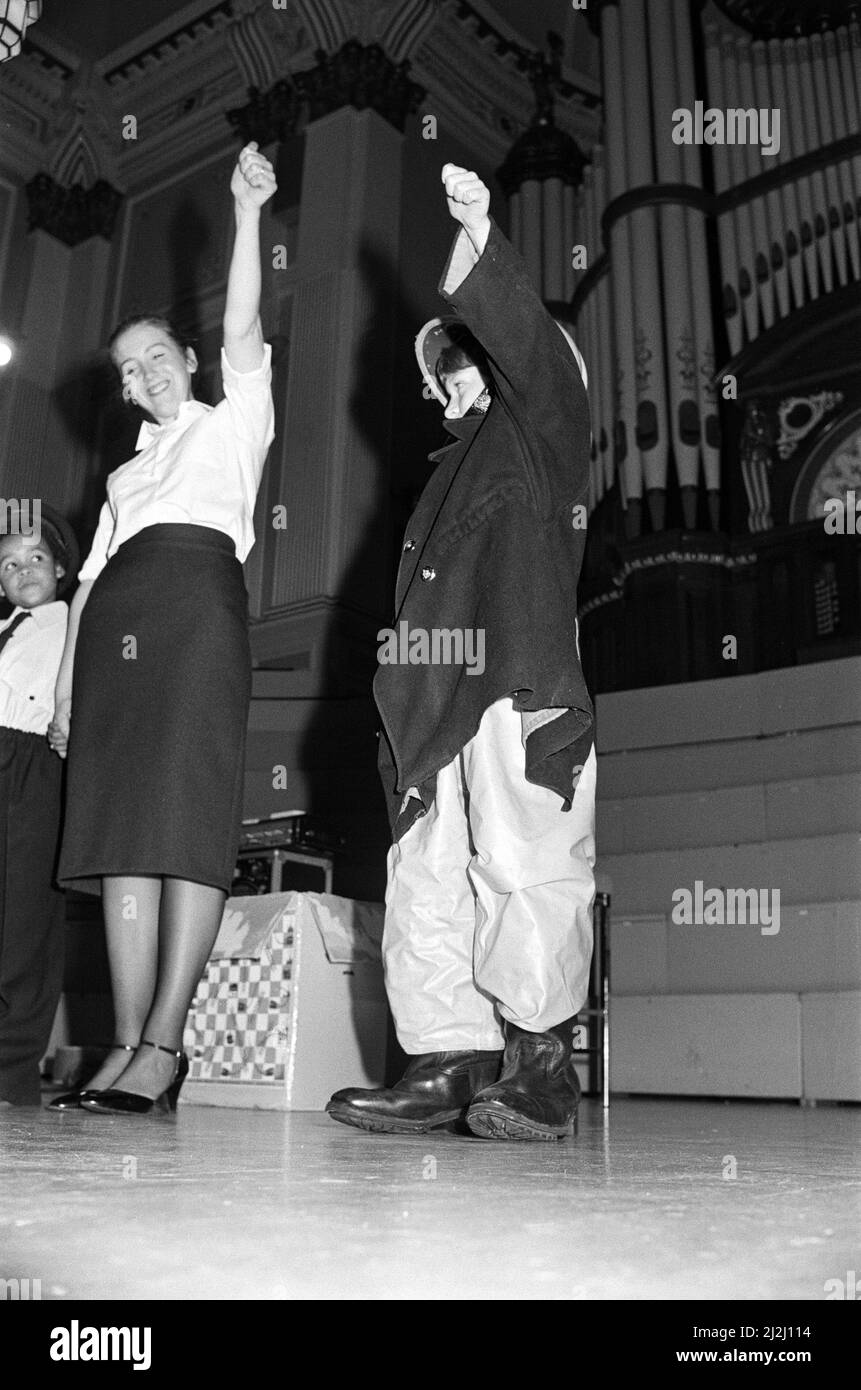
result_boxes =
[326,1051,502,1134]
[466,1019,581,1141]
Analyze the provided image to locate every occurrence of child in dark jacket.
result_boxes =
[327,164,597,1142]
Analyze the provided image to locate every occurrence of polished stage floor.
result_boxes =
[1,1097,858,1301]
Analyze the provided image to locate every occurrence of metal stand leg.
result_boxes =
[574,892,611,1106]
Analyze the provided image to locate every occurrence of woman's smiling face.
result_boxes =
[112,322,197,424]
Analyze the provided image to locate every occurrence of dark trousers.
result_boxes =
[0,727,65,1105]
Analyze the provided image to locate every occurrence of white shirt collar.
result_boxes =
[1,601,66,631]
[135,398,210,452]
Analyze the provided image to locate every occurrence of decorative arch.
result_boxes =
[290,0,440,60]
[50,125,102,189]
[290,0,349,51]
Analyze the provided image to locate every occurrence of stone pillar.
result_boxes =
[0,176,122,513]
[228,40,424,889]
[273,106,401,616]
[239,42,423,694]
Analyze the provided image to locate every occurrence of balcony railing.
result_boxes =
[578,521,861,693]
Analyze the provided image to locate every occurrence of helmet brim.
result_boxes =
[414,316,468,406]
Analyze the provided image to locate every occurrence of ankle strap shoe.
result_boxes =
[47,1043,137,1111]
[80,1041,189,1116]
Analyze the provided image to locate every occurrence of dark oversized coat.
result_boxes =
[375,218,594,839]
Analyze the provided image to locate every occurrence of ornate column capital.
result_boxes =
[226,78,304,145]
[24,172,123,246]
[227,39,425,144]
[297,39,425,132]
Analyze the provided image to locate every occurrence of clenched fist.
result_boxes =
[442,163,491,234]
[231,141,277,212]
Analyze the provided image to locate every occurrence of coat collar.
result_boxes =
[443,413,486,442]
[428,411,486,463]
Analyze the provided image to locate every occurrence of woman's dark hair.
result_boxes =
[107,314,195,360]
[436,325,489,383]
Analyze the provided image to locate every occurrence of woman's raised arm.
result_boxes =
[223,142,277,374]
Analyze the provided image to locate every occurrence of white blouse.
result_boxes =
[78,345,275,582]
[0,602,68,735]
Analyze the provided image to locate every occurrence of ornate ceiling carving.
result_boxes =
[0,0,600,191]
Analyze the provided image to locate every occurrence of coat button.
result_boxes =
[403,538,417,552]
[421,567,436,581]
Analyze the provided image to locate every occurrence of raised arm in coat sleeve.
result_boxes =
[439,219,591,501]
[439,219,586,413]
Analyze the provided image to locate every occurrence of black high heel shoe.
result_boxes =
[80,1041,189,1115]
[48,1043,137,1110]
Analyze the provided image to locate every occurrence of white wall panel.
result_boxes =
[801,992,861,1100]
[610,994,802,1097]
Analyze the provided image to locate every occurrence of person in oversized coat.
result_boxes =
[327,164,598,1141]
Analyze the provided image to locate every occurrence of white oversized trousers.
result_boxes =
[383,697,597,1053]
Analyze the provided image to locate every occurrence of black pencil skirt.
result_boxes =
[58,523,252,896]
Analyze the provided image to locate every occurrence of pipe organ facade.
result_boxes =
[559,0,860,689]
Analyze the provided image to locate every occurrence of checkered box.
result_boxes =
[182,891,388,1110]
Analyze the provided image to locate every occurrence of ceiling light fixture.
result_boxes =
[0,0,41,63]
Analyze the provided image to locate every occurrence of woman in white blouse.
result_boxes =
[48,143,277,1115]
